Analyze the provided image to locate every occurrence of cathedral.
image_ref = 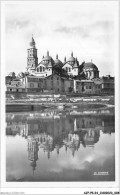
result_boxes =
[6,36,114,95]
[27,36,99,80]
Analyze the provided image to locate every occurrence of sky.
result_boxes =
[4,1,118,76]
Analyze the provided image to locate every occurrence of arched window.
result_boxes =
[40,66,42,72]
[94,72,96,78]
[43,67,45,71]
[66,67,68,72]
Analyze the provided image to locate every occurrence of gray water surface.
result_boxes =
[6,107,115,181]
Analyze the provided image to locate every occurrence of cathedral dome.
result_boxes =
[54,54,63,67]
[43,56,52,61]
[41,51,54,65]
[83,62,98,70]
[54,59,63,66]
[67,52,75,62]
[67,56,75,62]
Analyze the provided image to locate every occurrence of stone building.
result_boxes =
[21,75,44,92]
[53,54,65,76]
[82,61,99,79]
[26,36,99,79]
[6,36,115,95]
[63,78,74,93]
[6,72,16,84]
[74,80,101,95]
[43,74,74,93]
[101,75,114,94]
[18,73,74,93]
[35,51,55,77]
[44,74,64,93]
[6,78,25,92]
[62,52,79,77]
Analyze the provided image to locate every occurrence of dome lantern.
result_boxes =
[71,51,73,57]
[64,56,66,62]
[47,50,49,56]
[56,54,58,59]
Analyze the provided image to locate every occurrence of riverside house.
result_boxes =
[6,74,101,94]
[6,78,25,92]
[20,74,74,93]
[74,80,101,95]
[21,76,44,92]
[101,75,114,94]
[42,74,74,93]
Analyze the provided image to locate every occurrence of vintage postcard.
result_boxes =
[0,0,120,194]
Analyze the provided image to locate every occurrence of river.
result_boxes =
[6,106,115,181]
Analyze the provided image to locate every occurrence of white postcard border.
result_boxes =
[0,0,120,194]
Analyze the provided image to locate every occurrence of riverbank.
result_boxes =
[6,101,114,112]
[6,95,114,112]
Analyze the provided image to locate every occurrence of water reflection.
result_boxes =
[6,108,115,181]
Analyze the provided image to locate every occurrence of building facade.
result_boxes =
[74,80,101,95]
[26,37,100,79]
[62,52,79,77]
[5,36,114,95]
[6,78,25,92]
[101,75,114,94]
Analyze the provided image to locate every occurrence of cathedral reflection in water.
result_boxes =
[6,110,115,173]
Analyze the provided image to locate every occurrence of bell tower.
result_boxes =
[27,36,38,74]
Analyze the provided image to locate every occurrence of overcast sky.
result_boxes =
[5,1,118,76]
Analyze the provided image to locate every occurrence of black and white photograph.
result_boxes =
[0,0,120,194]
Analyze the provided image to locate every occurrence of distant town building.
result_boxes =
[74,80,101,94]
[101,75,114,94]
[6,78,25,92]
[6,72,16,84]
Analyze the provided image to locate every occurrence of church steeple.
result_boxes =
[27,36,38,73]
[30,35,36,48]
[28,138,39,174]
